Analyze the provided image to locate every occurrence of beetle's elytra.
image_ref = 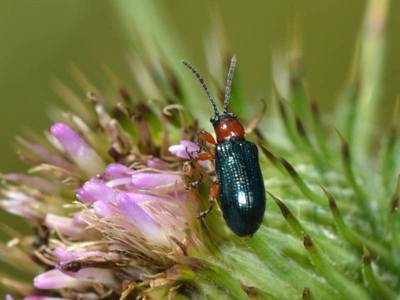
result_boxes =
[216,140,265,236]
[182,55,266,236]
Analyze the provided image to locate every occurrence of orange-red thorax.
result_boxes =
[214,118,245,143]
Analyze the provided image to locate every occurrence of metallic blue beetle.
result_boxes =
[182,56,266,236]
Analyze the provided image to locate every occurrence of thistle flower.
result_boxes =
[1,0,399,299]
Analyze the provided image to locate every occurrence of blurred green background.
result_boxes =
[1,0,400,173]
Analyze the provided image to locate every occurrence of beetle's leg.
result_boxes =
[198,181,219,219]
[188,173,203,190]
[182,155,202,190]
[245,99,266,134]
[184,152,213,190]
[198,130,217,145]
[182,146,206,190]
[184,145,213,162]
[183,132,216,191]
[184,146,197,160]
[197,152,215,161]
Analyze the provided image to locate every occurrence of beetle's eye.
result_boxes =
[210,115,220,124]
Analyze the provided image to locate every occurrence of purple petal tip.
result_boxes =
[50,123,75,139]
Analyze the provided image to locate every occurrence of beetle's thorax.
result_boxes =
[211,113,245,143]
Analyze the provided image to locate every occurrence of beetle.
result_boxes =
[182,55,266,237]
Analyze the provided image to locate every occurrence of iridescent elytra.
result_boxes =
[182,55,266,236]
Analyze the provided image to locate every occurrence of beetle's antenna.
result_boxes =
[223,54,237,114]
[182,60,220,118]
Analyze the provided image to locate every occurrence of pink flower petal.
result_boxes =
[93,200,118,218]
[66,268,116,286]
[0,174,55,194]
[124,192,169,205]
[34,268,116,289]
[76,178,115,203]
[50,123,104,175]
[34,269,85,289]
[115,193,168,245]
[45,214,85,239]
[146,157,169,170]
[17,138,73,171]
[72,212,88,226]
[168,140,200,159]
[0,199,41,221]
[104,163,133,179]
[53,248,106,266]
[131,172,181,189]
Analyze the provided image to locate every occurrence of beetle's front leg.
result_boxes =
[198,130,217,146]
[184,132,216,189]
[183,145,214,190]
[198,181,220,219]
[197,152,215,161]
[184,130,216,164]
[182,159,202,191]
